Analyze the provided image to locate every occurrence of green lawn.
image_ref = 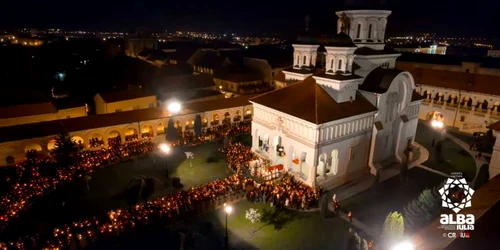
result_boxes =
[104,200,353,250]
[3,141,232,238]
[341,168,445,234]
[415,123,477,180]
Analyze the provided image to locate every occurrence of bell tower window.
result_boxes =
[330,59,334,69]
[368,24,372,39]
[303,56,306,65]
[338,59,343,70]
[356,24,361,39]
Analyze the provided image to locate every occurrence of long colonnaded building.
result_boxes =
[0,95,255,165]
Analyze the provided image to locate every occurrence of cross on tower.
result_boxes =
[304,15,311,32]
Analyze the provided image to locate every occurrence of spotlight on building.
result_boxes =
[167,101,182,114]
[391,241,415,250]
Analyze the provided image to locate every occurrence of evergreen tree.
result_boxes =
[52,130,79,168]
[403,187,441,231]
[166,118,178,142]
[194,114,202,136]
[382,212,404,246]
[361,239,368,250]
[346,231,362,250]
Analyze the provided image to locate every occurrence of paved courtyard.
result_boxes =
[415,122,477,180]
[3,138,243,238]
[340,167,445,235]
[91,200,353,250]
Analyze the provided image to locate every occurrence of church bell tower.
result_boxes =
[337,0,391,50]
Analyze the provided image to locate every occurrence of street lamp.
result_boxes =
[430,119,444,147]
[391,241,415,250]
[223,203,233,249]
[158,143,171,177]
[159,143,170,153]
[167,101,182,114]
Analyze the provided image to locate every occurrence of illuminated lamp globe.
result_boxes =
[159,143,170,153]
[167,102,182,114]
[392,241,415,250]
[224,205,233,214]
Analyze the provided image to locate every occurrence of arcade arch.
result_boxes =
[24,143,42,153]
[47,139,57,151]
[142,125,154,137]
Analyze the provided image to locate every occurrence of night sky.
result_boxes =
[1,0,497,37]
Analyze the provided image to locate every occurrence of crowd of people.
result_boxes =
[0,121,324,249]
[0,138,155,232]
[0,174,252,249]
[171,121,251,147]
[247,174,322,210]
[88,138,105,148]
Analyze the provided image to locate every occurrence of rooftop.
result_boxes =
[0,94,256,143]
[404,67,500,96]
[250,76,377,124]
[97,88,156,103]
[315,72,363,81]
[214,65,263,83]
[156,74,215,94]
[397,53,500,69]
[359,67,405,93]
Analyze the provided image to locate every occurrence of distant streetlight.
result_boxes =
[391,241,415,250]
[167,101,182,114]
[223,203,233,249]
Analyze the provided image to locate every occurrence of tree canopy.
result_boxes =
[166,118,178,142]
[194,114,202,136]
[52,130,79,168]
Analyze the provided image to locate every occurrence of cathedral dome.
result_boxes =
[325,32,356,47]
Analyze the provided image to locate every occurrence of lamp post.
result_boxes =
[430,119,444,147]
[223,203,232,249]
[167,101,182,114]
[159,143,171,176]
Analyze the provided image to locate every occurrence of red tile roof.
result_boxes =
[0,95,256,143]
[488,120,500,131]
[404,68,500,96]
[274,71,286,82]
[250,76,377,124]
[97,88,156,103]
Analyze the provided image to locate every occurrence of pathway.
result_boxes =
[444,131,487,184]
[320,192,378,239]
[413,144,450,178]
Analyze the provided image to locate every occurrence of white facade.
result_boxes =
[417,85,500,134]
[251,104,375,187]
[250,6,420,187]
[336,10,391,50]
[293,44,320,69]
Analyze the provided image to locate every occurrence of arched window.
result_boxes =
[356,24,361,38]
[296,56,299,65]
[303,56,306,65]
[338,59,342,70]
[330,59,334,69]
[368,24,372,39]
